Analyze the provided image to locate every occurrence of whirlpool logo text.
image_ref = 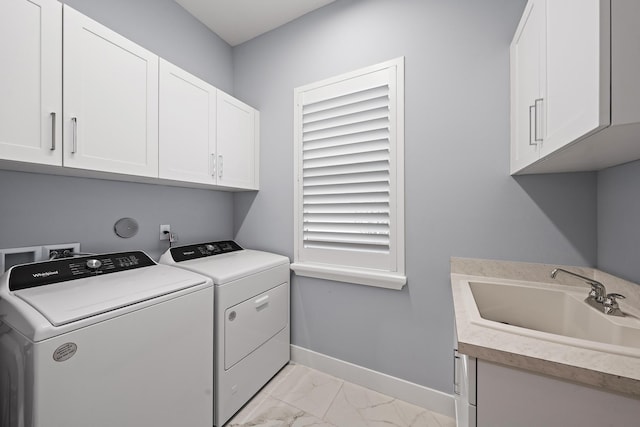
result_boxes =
[32,270,59,278]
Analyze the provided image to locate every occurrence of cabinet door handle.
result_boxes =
[453,350,461,395]
[534,98,543,142]
[50,112,56,151]
[71,117,78,154]
[529,105,536,146]
[218,154,223,178]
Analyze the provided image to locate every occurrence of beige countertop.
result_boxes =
[451,257,640,398]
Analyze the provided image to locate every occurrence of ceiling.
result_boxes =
[174,0,336,46]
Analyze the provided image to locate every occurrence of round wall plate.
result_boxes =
[114,217,139,238]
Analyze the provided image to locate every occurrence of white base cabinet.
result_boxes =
[63,6,159,178]
[0,0,62,167]
[511,0,640,174]
[453,351,476,427]
[476,360,640,427]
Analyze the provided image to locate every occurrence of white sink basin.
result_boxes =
[463,280,640,358]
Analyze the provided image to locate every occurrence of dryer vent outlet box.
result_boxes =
[0,247,40,273]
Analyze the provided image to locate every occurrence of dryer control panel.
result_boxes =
[170,240,243,262]
[8,251,155,291]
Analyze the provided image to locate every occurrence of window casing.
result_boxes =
[291,58,406,290]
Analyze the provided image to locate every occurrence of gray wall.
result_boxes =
[0,0,235,261]
[598,159,640,283]
[0,171,233,260]
[232,0,597,393]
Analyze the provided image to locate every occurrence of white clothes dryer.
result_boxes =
[160,240,290,426]
[0,251,214,427]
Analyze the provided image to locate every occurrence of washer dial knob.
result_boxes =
[86,259,102,270]
[205,244,215,252]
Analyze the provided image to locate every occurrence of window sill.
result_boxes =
[290,262,407,290]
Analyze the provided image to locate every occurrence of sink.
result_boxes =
[463,280,640,358]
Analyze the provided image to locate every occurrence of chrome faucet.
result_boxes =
[550,268,606,302]
[550,268,625,316]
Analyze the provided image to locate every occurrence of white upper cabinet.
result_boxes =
[159,59,217,185]
[510,0,546,173]
[511,0,640,174]
[0,4,259,190]
[63,6,159,178]
[159,61,260,189]
[541,0,610,158]
[216,91,260,190]
[0,0,62,166]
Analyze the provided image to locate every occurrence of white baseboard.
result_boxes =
[290,345,455,418]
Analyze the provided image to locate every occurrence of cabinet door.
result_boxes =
[0,0,62,166]
[510,0,545,174]
[159,59,216,185]
[541,0,610,158]
[216,91,259,189]
[63,6,159,177]
[477,360,640,427]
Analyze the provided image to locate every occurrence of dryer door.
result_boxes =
[224,282,288,370]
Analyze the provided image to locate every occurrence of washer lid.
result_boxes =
[169,249,290,284]
[14,264,208,327]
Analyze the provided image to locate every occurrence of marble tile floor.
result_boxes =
[226,363,456,427]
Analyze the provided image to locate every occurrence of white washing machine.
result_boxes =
[160,240,290,426]
[0,251,214,427]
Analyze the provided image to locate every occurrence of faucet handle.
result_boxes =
[605,293,625,302]
[603,293,626,316]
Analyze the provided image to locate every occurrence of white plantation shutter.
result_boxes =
[292,58,406,289]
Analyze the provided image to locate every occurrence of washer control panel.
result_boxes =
[8,251,155,291]
[170,240,243,262]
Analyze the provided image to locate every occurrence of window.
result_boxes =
[291,57,406,290]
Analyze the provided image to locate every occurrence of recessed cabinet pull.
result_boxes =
[254,295,269,309]
[254,295,269,305]
[50,112,56,151]
[71,117,78,154]
[529,105,536,146]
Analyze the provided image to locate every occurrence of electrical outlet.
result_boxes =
[160,224,171,241]
[42,243,81,260]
